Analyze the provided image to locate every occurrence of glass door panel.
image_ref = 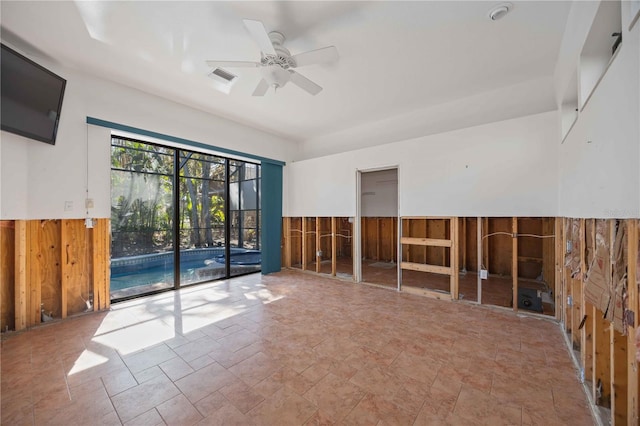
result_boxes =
[229,161,261,277]
[110,138,175,300]
[179,152,227,286]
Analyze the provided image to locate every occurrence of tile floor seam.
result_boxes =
[411,397,429,426]
[340,389,368,423]
[104,386,123,426]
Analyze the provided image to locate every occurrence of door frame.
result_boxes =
[354,166,400,288]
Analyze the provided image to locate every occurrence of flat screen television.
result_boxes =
[1,44,66,145]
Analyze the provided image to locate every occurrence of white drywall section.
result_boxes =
[0,137,28,219]
[557,1,640,218]
[0,51,296,220]
[286,111,558,218]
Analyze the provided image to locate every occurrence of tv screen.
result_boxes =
[1,44,66,145]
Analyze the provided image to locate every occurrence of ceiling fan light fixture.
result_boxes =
[488,3,513,21]
[260,64,290,88]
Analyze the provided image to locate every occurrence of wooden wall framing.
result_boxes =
[282,217,353,277]
[0,219,111,332]
[560,218,639,425]
[400,217,459,300]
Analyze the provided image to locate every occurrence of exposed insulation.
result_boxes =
[613,221,627,333]
[566,218,582,278]
[585,220,613,319]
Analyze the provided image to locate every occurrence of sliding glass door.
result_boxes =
[110,136,261,300]
[229,161,261,277]
[179,152,227,286]
[110,139,175,299]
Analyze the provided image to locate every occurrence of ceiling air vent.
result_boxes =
[211,68,237,82]
[207,68,238,94]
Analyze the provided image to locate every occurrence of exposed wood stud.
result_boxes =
[580,219,587,371]
[402,285,450,300]
[461,218,467,271]
[512,217,518,312]
[397,217,402,290]
[27,221,41,327]
[301,217,307,271]
[423,219,428,264]
[477,217,482,304]
[584,219,596,383]
[595,302,612,407]
[0,221,16,331]
[316,217,321,274]
[612,325,628,424]
[400,261,451,275]
[92,219,109,311]
[14,220,27,331]
[283,217,291,268]
[483,217,489,272]
[627,219,639,425]
[400,237,452,247]
[331,217,337,276]
[561,218,567,326]
[451,217,459,300]
[376,218,380,261]
[391,217,396,263]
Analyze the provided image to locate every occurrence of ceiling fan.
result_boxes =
[206,19,339,96]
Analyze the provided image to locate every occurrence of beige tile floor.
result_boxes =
[1,270,593,425]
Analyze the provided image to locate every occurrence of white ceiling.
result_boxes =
[1,1,571,152]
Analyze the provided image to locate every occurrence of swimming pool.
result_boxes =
[110,248,261,295]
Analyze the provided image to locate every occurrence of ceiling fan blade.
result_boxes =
[252,78,270,96]
[243,19,276,55]
[288,70,322,95]
[206,60,260,68]
[292,46,339,67]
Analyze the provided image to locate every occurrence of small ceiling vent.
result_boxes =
[210,67,237,82]
[488,3,513,21]
[207,67,238,94]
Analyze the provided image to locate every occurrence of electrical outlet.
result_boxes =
[567,295,573,307]
[316,250,322,257]
[85,198,94,209]
[85,218,94,228]
[480,269,488,280]
[566,240,572,253]
[64,201,73,211]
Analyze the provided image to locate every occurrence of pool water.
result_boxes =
[110,248,261,294]
[110,259,220,291]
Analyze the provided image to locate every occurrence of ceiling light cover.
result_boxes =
[488,3,513,21]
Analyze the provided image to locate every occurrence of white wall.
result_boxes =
[0,53,296,220]
[557,1,640,218]
[361,169,398,217]
[286,111,559,218]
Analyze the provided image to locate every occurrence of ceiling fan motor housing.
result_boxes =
[261,31,296,69]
